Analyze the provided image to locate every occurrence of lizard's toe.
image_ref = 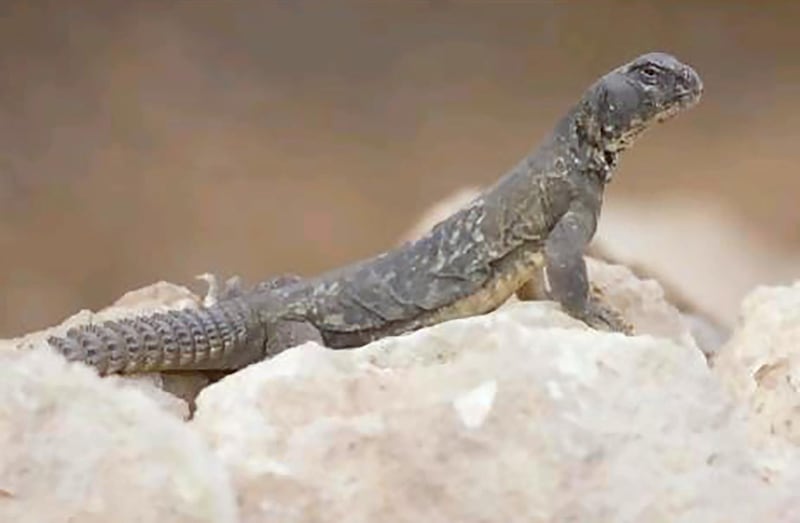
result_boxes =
[581,296,634,335]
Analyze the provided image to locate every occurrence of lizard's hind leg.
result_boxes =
[265,319,324,357]
[257,274,325,357]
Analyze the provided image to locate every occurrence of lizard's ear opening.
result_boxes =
[589,74,652,152]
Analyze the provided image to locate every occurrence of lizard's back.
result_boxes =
[277,149,573,345]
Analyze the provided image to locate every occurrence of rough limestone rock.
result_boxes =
[192,301,798,523]
[0,345,237,523]
[714,282,800,453]
[589,257,697,349]
[6,235,800,521]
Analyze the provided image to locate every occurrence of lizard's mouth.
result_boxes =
[678,89,702,104]
[659,91,702,121]
[656,106,682,123]
[654,87,702,123]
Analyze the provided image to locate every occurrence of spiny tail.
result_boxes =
[46,298,267,375]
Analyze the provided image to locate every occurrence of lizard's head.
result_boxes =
[584,52,703,171]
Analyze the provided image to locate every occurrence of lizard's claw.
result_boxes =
[580,291,634,335]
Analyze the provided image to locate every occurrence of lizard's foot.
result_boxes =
[254,274,323,357]
[579,288,634,335]
[265,319,324,357]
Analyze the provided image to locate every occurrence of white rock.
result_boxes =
[193,302,798,523]
[5,247,800,521]
[714,282,800,454]
[452,379,497,429]
[0,345,236,523]
[586,257,699,350]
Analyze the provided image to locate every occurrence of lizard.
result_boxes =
[46,52,703,375]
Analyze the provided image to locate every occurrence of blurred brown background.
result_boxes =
[1,1,799,336]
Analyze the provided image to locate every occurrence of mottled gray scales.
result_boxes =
[47,299,264,374]
[129,317,163,371]
[45,52,703,374]
[330,221,491,327]
[212,300,249,359]
[150,313,186,369]
[105,320,143,372]
[208,306,232,361]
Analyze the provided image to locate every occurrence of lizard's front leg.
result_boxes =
[525,209,632,334]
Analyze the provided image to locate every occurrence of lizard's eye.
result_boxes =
[638,65,661,84]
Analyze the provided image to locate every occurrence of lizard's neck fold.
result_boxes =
[553,104,617,185]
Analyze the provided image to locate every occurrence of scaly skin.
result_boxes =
[47,52,703,375]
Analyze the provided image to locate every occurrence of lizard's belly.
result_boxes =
[408,248,546,329]
[324,246,546,347]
